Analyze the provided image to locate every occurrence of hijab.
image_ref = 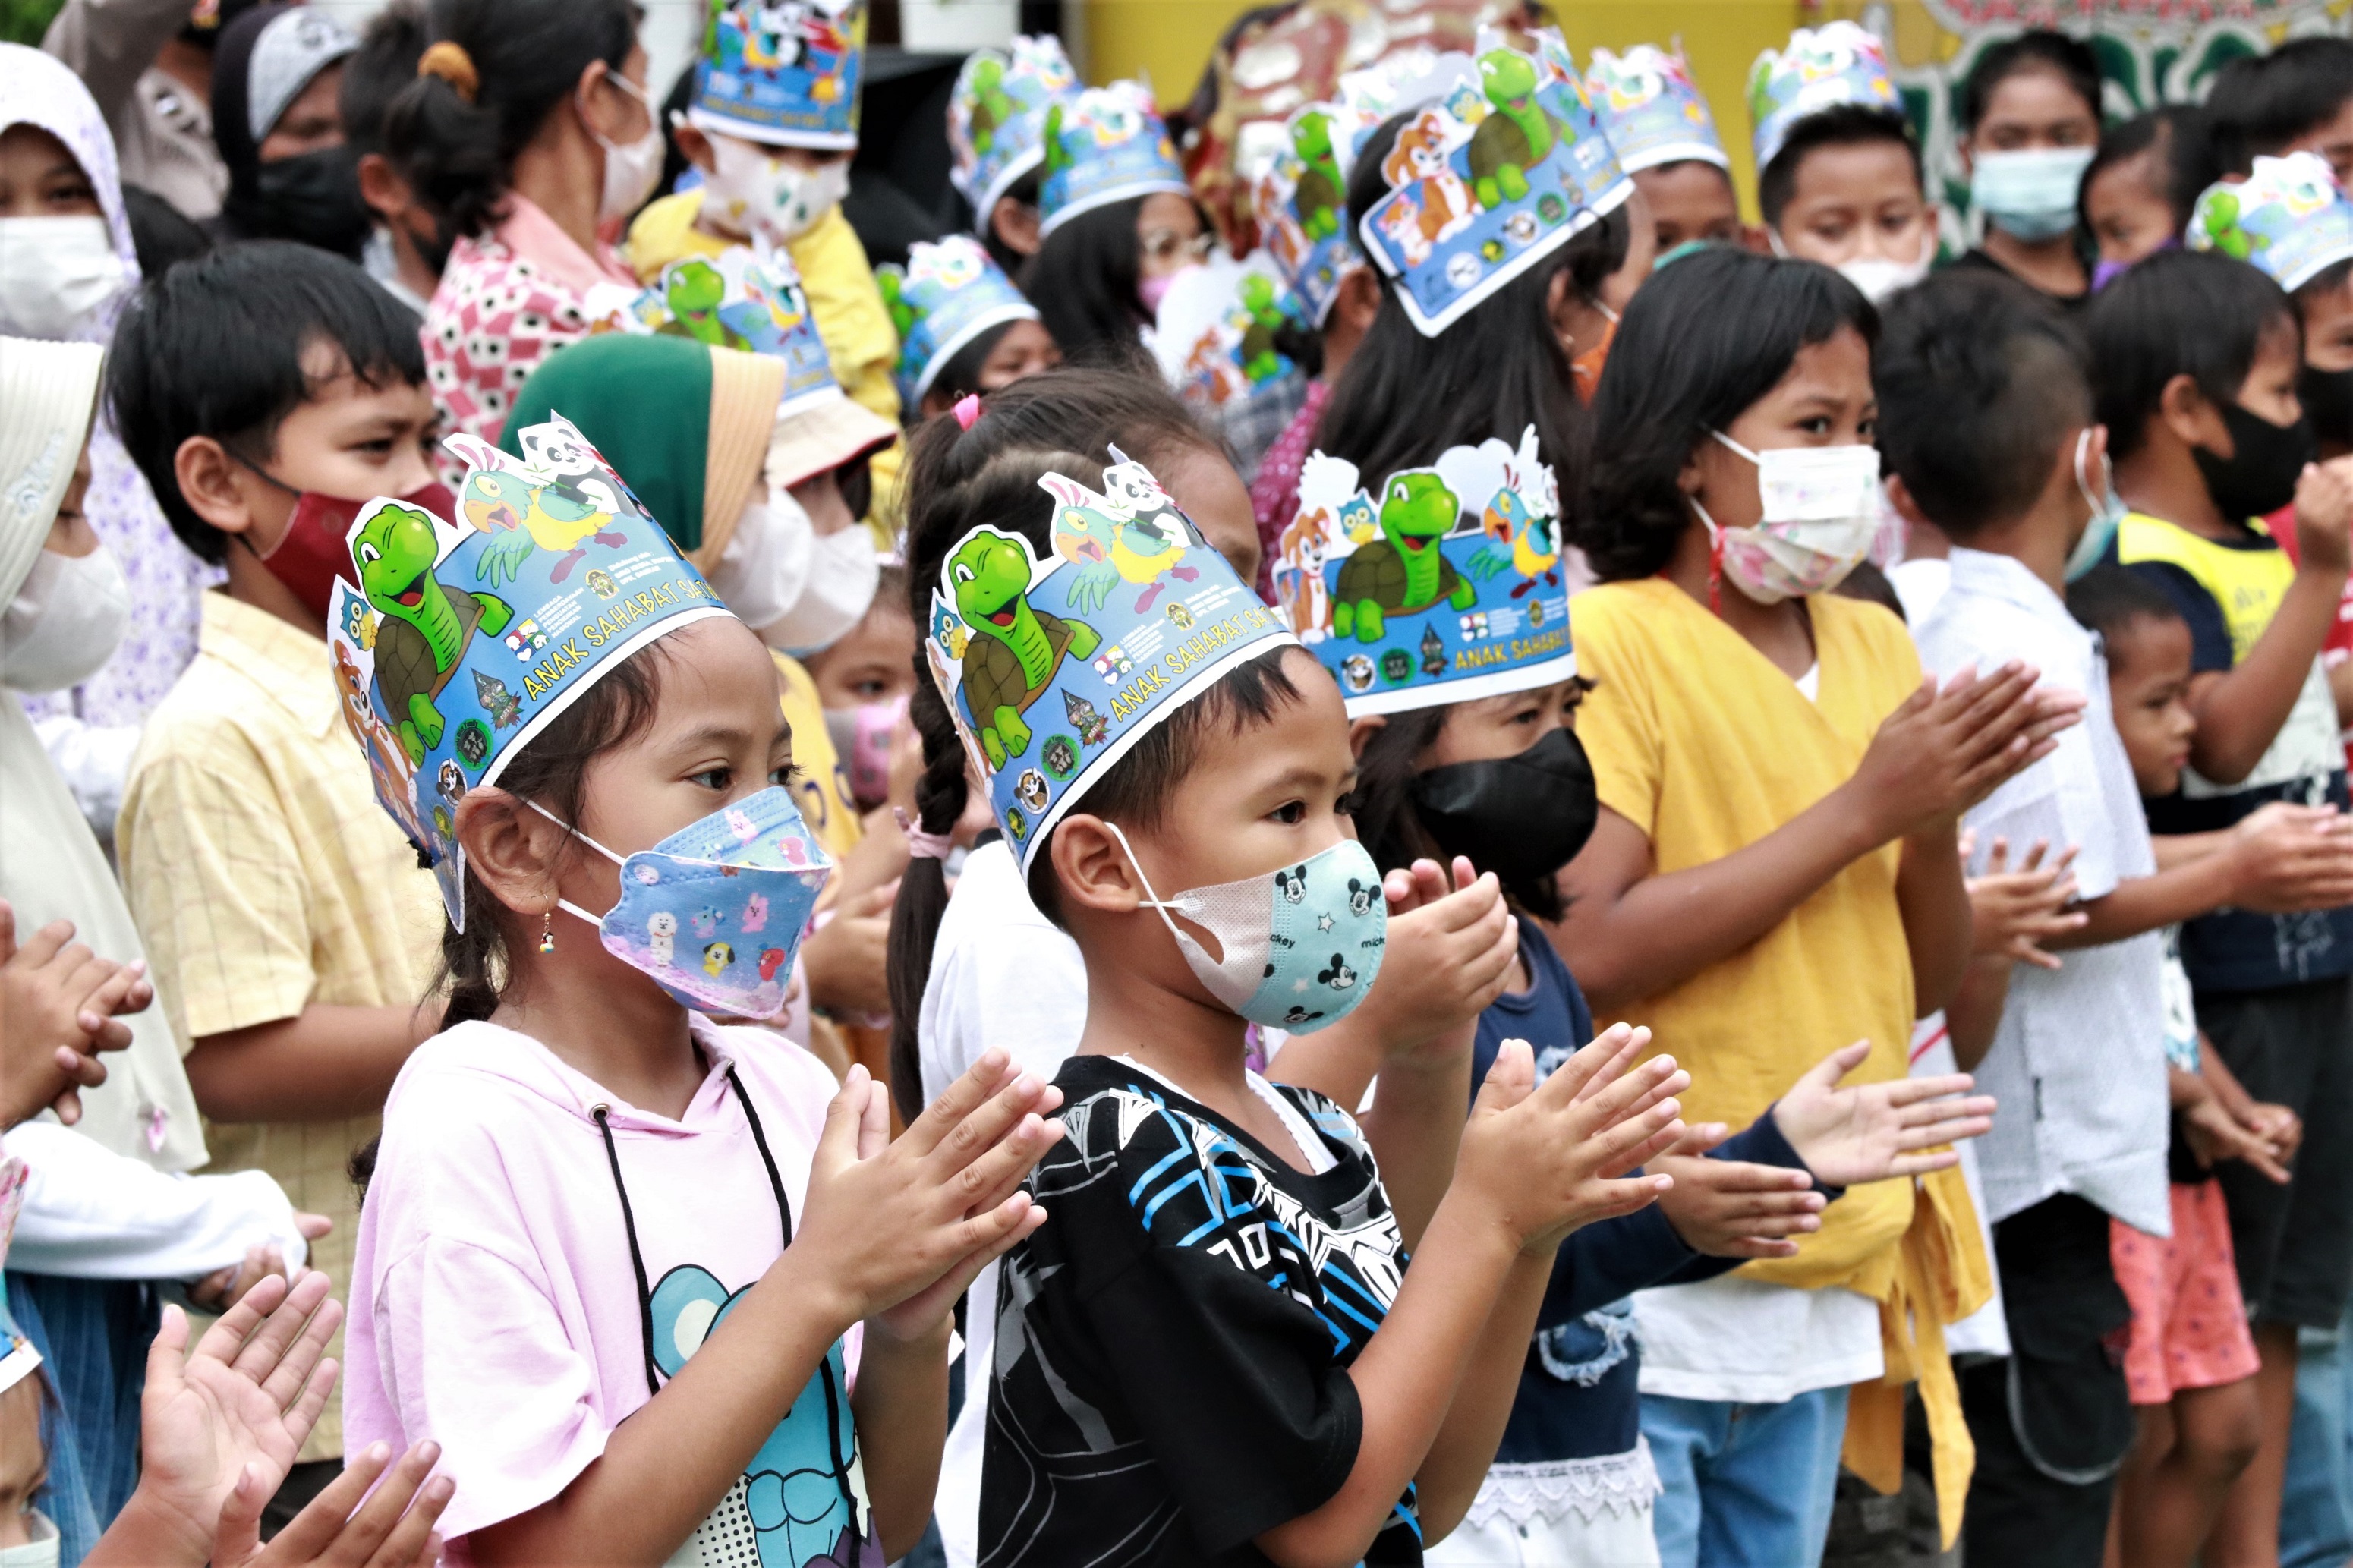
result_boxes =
[0,339,206,1173]
[0,44,139,346]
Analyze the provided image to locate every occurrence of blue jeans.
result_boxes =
[1642,1386,1851,1568]
[7,1272,155,1563]
[2280,1307,2353,1568]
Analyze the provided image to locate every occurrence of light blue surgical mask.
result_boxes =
[1109,823,1388,1034]
[2066,427,2127,581]
[1972,146,2096,243]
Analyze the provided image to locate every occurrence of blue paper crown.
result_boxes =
[878,236,1041,406]
[597,246,843,418]
[950,34,1079,224]
[329,419,733,925]
[690,0,867,150]
[925,455,1298,872]
[2188,153,2353,293]
[1748,21,1901,173]
[1036,80,1191,238]
[1356,28,1632,338]
[1586,44,1727,174]
[1280,426,1573,716]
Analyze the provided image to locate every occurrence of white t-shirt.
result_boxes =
[1911,1015,2010,1360]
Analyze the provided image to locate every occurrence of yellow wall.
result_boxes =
[1078,0,1805,217]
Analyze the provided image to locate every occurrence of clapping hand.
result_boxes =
[0,899,153,1129]
[1771,1041,1996,1188]
[1964,836,2084,969]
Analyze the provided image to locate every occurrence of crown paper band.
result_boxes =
[691,0,868,150]
[1586,43,1727,174]
[2188,152,2353,293]
[1747,21,1901,172]
[880,236,1041,406]
[950,33,1080,223]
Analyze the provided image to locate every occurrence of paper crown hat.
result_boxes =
[2188,153,2353,292]
[1587,43,1727,173]
[1748,21,1902,173]
[328,417,733,924]
[878,236,1041,406]
[950,34,1080,223]
[591,245,844,421]
[1149,251,1302,413]
[1277,425,1573,716]
[689,0,867,150]
[1036,80,1191,238]
[1356,27,1632,338]
[925,454,1297,872]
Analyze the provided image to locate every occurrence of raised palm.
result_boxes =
[1772,1041,1998,1189]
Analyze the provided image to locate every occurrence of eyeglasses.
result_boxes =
[1138,228,1214,268]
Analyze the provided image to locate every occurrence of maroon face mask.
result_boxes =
[254,483,455,625]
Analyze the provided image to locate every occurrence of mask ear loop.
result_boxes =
[1100,820,1199,941]
[525,799,630,930]
[1690,430,1758,620]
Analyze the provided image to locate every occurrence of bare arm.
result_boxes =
[2182,571,2346,786]
[2061,804,2353,947]
[1350,1043,1472,1254]
[186,1003,442,1123]
[1896,823,1972,1016]
[1410,1248,1553,1541]
[1946,958,2014,1073]
[847,1321,951,1562]
[40,0,193,121]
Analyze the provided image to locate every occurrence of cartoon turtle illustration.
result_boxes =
[876,268,916,342]
[473,669,525,729]
[353,502,515,764]
[950,528,1101,769]
[1063,689,1110,746]
[1289,109,1343,240]
[2194,187,2266,261]
[963,54,1019,156]
[1467,49,1571,211]
[1331,471,1476,643]
[1236,272,1287,386]
[657,259,748,349]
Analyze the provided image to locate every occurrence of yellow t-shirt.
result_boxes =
[776,650,862,855]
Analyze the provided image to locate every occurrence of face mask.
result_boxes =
[753,489,882,654]
[824,694,903,811]
[2194,399,2315,522]
[1410,727,1598,907]
[2065,428,2127,581]
[0,216,128,339]
[705,137,849,244]
[0,1509,58,1568]
[1835,249,1932,305]
[1108,822,1387,1034]
[234,146,374,257]
[1970,146,2095,244]
[539,785,833,1018]
[1137,262,1199,316]
[587,71,664,223]
[2301,363,2353,452]
[0,546,131,692]
[1693,431,1881,606]
[249,482,457,626]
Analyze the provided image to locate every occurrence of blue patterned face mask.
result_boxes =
[1108,823,1387,1034]
[537,786,833,1017]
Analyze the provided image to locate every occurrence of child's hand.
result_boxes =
[0,899,153,1129]
[2182,1093,2292,1183]
[1651,1125,1826,1261]
[2224,803,2353,912]
[1358,858,1517,1063]
[801,878,899,1018]
[1848,665,2084,843]
[1454,1025,1687,1254]
[2292,457,2353,575]
[1770,1041,1996,1186]
[2242,1100,2303,1165]
[1964,837,2084,968]
[235,1440,452,1568]
[792,1054,1063,1342]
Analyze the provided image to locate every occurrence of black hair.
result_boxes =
[2065,559,2184,642]
[885,367,1277,1120]
[921,319,1020,412]
[1876,270,2092,538]
[2087,247,2298,461]
[657,61,698,219]
[1309,112,1605,511]
[978,165,1041,276]
[2301,255,2353,309]
[382,0,638,241]
[2206,37,2353,173]
[1834,559,1905,621]
[121,184,211,280]
[1758,104,1923,228]
[1577,247,1876,581]
[1960,29,2102,134]
[1019,195,1155,363]
[341,0,428,158]
[2077,105,2219,242]
[107,241,428,565]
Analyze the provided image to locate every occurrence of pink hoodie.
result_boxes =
[345,1017,865,1562]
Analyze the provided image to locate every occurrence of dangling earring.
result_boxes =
[539,908,556,954]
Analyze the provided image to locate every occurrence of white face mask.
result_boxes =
[1694,431,1880,605]
[1,546,131,693]
[1836,248,1932,304]
[717,480,880,653]
[704,137,849,244]
[0,216,128,340]
[585,71,663,223]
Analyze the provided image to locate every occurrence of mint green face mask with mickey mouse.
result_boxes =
[1106,823,1387,1034]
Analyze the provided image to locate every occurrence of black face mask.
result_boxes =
[229,145,374,259]
[1409,726,1599,918]
[2193,398,2317,521]
[2301,364,2353,453]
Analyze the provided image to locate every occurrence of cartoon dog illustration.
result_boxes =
[1378,110,1476,268]
[647,911,677,966]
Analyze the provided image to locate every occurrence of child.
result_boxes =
[338,0,440,316]
[1750,23,1935,303]
[1561,247,2073,1563]
[1948,30,2102,308]
[947,35,1079,276]
[2080,107,2219,284]
[880,235,1060,423]
[2206,36,2353,185]
[1314,422,1995,1566]
[806,565,914,816]
[1586,45,1759,258]
[338,420,1063,1565]
[2090,244,2353,1567]
[107,242,450,1503]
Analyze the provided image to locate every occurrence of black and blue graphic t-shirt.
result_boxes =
[981,1053,1416,1567]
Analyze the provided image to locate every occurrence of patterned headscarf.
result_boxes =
[0,43,140,342]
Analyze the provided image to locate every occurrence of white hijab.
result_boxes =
[0,338,205,1171]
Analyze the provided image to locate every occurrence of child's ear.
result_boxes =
[2158,372,2224,452]
[1883,473,1931,529]
[674,120,717,177]
[1334,265,1383,335]
[172,435,265,538]
[1347,713,1385,761]
[455,787,574,918]
[1049,814,1146,915]
[990,196,1042,259]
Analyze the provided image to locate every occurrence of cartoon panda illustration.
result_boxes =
[647,910,677,966]
[1273,866,1308,905]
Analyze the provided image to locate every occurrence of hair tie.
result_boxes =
[895,808,955,862]
[417,41,479,104]
[952,393,982,431]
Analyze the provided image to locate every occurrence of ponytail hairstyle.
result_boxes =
[885,366,1286,1120]
[382,0,638,242]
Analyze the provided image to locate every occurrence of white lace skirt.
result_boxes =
[1425,1439,1663,1568]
